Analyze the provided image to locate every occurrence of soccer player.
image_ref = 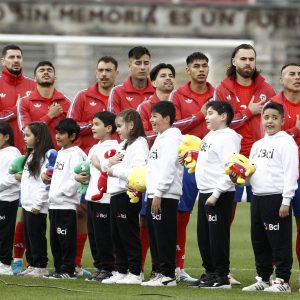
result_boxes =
[108,46,154,114]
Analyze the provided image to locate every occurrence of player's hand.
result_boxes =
[31,208,40,215]
[205,195,218,206]
[14,173,22,182]
[109,153,123,165]
[41,172,51,184]
[248,96,265,115]
[74,173,89,184]
[178,155,184,166]
[48,103,63,118]
[229,171,238,183]
[151,196,161,215]
[107,168,114,177]
[279,204,289,218]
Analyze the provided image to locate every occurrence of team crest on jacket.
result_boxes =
[126,96,134,101]
[90,101,97,106]
[34,103,41,108]
[25,91,32,97]
[185,98,193,104]
[260,94,266,102]
[0,93,6,98]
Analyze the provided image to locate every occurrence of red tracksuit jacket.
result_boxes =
[0,67,36,152]
[107,76,155,114]
[215,74,275,156]
[17,88,71,150]
[68,83,108,154]
[169,81,215,139]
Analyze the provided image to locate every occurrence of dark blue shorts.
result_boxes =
[292,180,300,217]
[234,185,253,202]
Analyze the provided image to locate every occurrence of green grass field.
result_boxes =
[1,202,299,299]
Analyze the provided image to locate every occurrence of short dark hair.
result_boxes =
[281,63,300,73]
[117,109,145,146]
[2,44,22,57]
[226,44,260,80]
[263,101,284,118]
[55,118,80,141]
[128,46,151,60]
[206,100,234,126]
[186,52,209,65]
[0,121,14,146]
[151,101,176,125]
[97,56,118,70]
[34,61,55,75]
[150,63,176,81]
[93,111,117,134]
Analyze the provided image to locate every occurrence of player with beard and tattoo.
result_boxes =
[17,61,71,150]
[215,44,275,210]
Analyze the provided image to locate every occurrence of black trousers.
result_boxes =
[49,209,77,274]
[23,208,48,268]
[197,192,233,277]
[87,201,114,272]
[146,197,178,278]
[0,200,19,265]
[251,194,292,282]
[110,192,142,275]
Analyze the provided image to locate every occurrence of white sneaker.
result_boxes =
[264,278,291,293]
[116,272,142,284]
[179,269,198,283]
[25,267,49,277]
[18,266,34,276]
[0,262,13,275]
[228,273,241,285]
[146,274,177,287]
[242,276,270,291]
[102,271,127,284]
[141,272,161,286]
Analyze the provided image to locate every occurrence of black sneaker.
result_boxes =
[43,271,60,279]
[188,273,215,288]
[85,270,112,282]
[198,276,231,289]
[48,272,77,279]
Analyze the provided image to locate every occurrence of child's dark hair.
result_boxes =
[55,118,80,141]
[206,101,234,126]
[0,121,14,146]
[25,122,54,178]
[151,101,176,125]
[117,109,145,147]
[93,111,117,134]
[263,101,284,118]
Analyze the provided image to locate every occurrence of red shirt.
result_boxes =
[169,81,214,138]
[137,93,160,131]
[68,83,109,154]
[108,76,155,114]
[0,67,36,151]
[17,88,71,150]
[215,74,276,157]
